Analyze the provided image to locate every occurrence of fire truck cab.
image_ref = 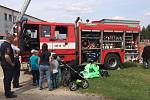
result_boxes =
[18,19,140,69]
[18,21,76,63]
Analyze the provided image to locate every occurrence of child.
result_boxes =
[29,50,40,86]
[50,54,59,89]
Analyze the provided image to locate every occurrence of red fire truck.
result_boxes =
[17,18,140,69]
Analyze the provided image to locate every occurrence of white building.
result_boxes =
[0,5,45,34]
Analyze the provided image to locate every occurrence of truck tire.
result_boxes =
[104,54,121,70]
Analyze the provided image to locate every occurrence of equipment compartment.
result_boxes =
[80,30,101,63]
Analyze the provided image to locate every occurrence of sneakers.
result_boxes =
[6,94,17,98]
[39,87,43,90]
[48,88,53,91]
[10,91,15,95]
[32,83,37,86]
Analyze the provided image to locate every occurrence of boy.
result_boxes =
[51,54,59,89]
[29,50,40,86]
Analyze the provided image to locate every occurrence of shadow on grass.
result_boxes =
[121,62,144,69]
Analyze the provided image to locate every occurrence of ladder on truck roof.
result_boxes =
[10,0,31,34]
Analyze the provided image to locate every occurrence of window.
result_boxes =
[13,16,17,22]
[41,25,51,37]
[0,36,6,39]
[5,30,8,34]
[55,26,68,40]
[9,14,12,22]
[25,29,38,38]
[30,30,38,38]
[4,13,7,21]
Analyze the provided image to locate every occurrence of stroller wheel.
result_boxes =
[62,79,68,87]
[69,82,78,91]
[81,80,89,89]
[62,70,70,87]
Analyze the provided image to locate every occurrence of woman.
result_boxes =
[39,43,52,91]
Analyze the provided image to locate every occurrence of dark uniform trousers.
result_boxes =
[1,65,14,96]
[13,57,21,87]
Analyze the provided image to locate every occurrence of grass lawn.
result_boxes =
[79,65,150,100]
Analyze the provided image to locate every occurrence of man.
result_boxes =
[142,42,150,68]
[12,34,22,88]
[0,34,17,98]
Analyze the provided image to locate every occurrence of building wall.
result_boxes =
[0,5,44,34]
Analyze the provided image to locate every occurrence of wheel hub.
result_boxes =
[108,57,117,68]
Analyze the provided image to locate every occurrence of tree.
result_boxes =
[146,25,150,31]
[141,26,146,40]
[141,25,150,39]
[145,25,150,39]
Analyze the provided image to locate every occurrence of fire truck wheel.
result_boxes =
[104,54,120,70]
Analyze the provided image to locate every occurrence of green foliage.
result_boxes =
[141,25,150,39]
[79,67,150,100]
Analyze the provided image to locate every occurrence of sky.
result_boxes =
[1,0,150,27]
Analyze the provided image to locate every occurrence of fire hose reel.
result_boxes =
[82,40,89,48]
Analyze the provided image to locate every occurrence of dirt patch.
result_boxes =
[0,67,101,100]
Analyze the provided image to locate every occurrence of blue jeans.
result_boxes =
[52,73,58,88]
[39,65,52,90]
